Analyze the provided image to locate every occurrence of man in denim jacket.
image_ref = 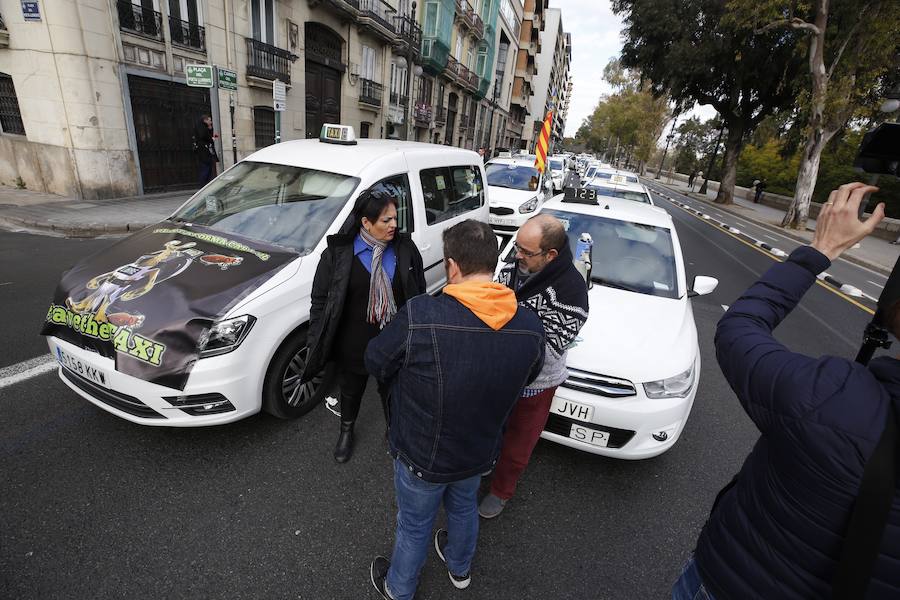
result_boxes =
[365,219,545,600]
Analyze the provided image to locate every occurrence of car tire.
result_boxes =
[262,327,334,419]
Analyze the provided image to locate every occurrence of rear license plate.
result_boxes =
[56,347,108,388]
[551,398,593,422]
[569,423,610,447]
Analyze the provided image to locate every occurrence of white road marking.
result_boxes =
[0,354,57,390]
[867,280,885,289]
[763,234,778,241]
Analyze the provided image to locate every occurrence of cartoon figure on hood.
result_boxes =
[65,240,208,325]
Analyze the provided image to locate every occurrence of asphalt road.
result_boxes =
[0,194,886,599]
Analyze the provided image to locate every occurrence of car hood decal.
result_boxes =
[41,221,299,390]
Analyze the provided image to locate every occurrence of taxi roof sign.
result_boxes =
[320,124,357,145]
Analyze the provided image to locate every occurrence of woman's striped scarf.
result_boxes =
[359,227,397,328]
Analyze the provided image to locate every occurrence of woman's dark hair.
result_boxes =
[352,189,398,229]
[442,219,498,276]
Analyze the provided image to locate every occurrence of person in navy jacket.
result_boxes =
[674,183,900,599]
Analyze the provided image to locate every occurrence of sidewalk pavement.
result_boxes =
[0,185,196,237]
[652,177,900,275]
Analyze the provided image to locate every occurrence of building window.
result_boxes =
[360,121,371,138]
[362,45,377,81]
[253,105,275,148]
[251,0,275,45]
[424,1,439,36]
[455,36,463,61]
[0,74,25,135]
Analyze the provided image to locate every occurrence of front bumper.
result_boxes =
[541,363,699,459]
[47,336,265,426]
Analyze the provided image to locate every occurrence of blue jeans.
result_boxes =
[386,459,481,600]
[672,557,715,600]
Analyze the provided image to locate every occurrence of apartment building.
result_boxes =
[526,6,568,153]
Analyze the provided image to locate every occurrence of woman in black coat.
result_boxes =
[304,190,426,463]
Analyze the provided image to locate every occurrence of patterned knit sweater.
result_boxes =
[497,244,589,392]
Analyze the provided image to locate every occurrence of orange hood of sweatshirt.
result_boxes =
[443,281,518,331]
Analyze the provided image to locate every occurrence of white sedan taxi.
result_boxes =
[500,188,718,458]
[42,125,489,426]
[485,157,554,233]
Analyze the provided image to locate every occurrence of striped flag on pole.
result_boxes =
[534,111,553,173]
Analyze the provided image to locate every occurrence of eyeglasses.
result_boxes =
[514,242,548,258]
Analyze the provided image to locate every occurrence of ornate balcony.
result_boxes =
[390,91,409,107]
[358,0,397,43]
[455,0,474,29]
[360,78,384,107]
[445,55,461,81]
[471,12,484,39]
[117,0,163,40]
[393,15,422,62]
[246,38,297,84]
[169,17,205,52]
[414,103,433,127]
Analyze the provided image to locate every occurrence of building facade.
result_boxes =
[525,5,568,153]
[0,0,547,199]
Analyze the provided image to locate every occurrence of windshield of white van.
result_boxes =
[171,162,359,255]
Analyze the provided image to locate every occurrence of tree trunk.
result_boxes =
[781,127,833,229]
[714,124,744,205]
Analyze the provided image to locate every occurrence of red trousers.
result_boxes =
[490,386,557,500]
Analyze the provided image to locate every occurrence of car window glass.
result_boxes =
[368,174,414,233]
[544,208,678,299]
[486,163,540,191]
[171,162,359,255]
[420,166,484,226]
[586,185,653,204]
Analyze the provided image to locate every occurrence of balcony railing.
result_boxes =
[389,91,409,107]
[445,55,460,81]
[169,17,205,51]
[471,13,484,39]
[455,0,474,29]
[359,0,396,35]
[117,0,163,40]
[393,15,422,60]
[360,78,384,106]
[434,106,447,124]
[414,103,432,126]
[246,38,296,84]
[0,12,6,30]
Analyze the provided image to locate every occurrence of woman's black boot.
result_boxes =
[334,420,355,463]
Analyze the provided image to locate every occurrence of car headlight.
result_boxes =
[198,315,256,358]
[643,364,695,399]
[518,196,539,213]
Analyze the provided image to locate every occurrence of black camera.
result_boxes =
[855,122,900,365]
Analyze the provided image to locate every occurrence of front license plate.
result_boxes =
[551,398,593,422]
[490,217,517,226]
[56,347,108,388]
[569,424,610,447]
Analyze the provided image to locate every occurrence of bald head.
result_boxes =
[525,214,568,254]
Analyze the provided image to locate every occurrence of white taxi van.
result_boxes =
[485,156,554,234]
[499,188,718,458]
[43,125,489,426]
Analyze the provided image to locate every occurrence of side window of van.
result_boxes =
[420,165,484,226]
[368,174,414,233]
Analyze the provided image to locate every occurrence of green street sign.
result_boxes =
[217,67,238,91]
[186,64,214,88]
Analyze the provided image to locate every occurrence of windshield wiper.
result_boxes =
[591,277,645,294]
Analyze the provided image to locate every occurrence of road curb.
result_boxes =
[650,188,872,302]
[0,213,151,238]
[648,181,892,277]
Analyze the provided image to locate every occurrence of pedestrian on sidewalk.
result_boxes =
[753,178,767,204]
[688,170,697,191]
[302,189,426,463]
[366,219,545,600]
[479,214,589,519]
[692,170,704,192]
[193,115,219,187]
[672,183,900,599]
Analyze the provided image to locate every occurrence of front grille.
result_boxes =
[61,368,165,419]
[491,223,518,232]
[544,414,635,449]
[561,368,636,397]
[490,206,514,215]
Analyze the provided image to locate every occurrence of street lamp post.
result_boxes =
[698,122,725,196]
[655,113,679,179]
[404,1,420,141]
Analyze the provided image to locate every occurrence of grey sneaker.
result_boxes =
[433,529,471,590]
[478,494,507,519]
